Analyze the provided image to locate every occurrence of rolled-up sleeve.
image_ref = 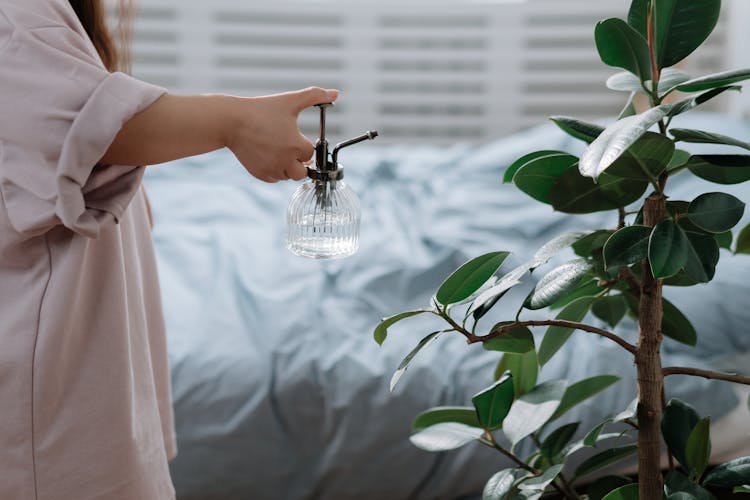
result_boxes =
[0,1,166,238]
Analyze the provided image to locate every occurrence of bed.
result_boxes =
[145,112,750,500]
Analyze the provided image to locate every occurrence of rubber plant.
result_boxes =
[374,0,750,498]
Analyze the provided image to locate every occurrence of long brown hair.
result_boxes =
[68,0,134,72]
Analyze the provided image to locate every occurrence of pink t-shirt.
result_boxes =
[0,1,176,498]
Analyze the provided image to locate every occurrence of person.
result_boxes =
[0,0,336,498]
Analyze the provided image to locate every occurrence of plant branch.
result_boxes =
[480,431,537,474]
[658,119,667,135]
[663,367,750,386]
[618,207,626,229]
[439,307,636,354]
[646,1,661,99]
[474,320,636,355]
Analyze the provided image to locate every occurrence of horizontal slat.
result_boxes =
[214,11,342,27]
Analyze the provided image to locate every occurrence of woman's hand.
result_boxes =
[225,87,338,182]
[101,86,338,183]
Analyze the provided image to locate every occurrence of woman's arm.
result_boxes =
[101,86,338,182]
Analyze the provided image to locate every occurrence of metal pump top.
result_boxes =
[308,103,378,181]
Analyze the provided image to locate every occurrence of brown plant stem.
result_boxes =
[662,387,675,472]
[440,312,637,355]
[663,367,750,385]
[476,320,636,354]
[480,431,537,474]
[636,194,667,499]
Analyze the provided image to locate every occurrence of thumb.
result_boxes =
[291,87,339,113]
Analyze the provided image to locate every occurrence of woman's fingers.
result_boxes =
[288,161,308,181]
[290,87,339,113]
[227,87,338,183]
[296,135,315,163]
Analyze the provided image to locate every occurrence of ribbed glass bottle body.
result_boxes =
[286,179,361,259]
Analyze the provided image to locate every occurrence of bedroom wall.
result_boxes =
[122,0,748,144]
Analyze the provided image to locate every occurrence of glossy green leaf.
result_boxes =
[715,231,732,250]
[374,310,431,345]
[603,225,651,270]
[412,406,481,431]
[470,265,528,321]
[667,200,690,216]
[592,295,628,328]
[584,419,612,447]
[595,18,652,81]
[668,86,742,118]
[676,68,750,93]
[512,153,578,204]
[507,489,543,500]
[565,432,624,458]
[671,129,750,152]
[685,417,711,480]
[614,397,638,423]
[601,483,639,500]
[549,278,602,309]
[550,375,620,421]
[409,422,483,452]
[483,469,530,500]
[538,296,595,365]
[665,470,715,500]
[657,69,694,93]
[437,252,510,306]
[628,0,721,68]
[390,330,446,391]
[618,92,638,119]
[525,259,592,310]
[734,485,750,494]
[683,231,719,283]
[550,116,604,143]
[472,373,515,430]
[518,465,564,492]
[607,68,690,94]
[606,132,674,181]
[605,70,645,93]
[587,476,633,500]
[662,399,701,471]
[704,456,750,488]
[668,149,693,173]
[573,230,614,258]
[483,325,535,354]
[551,170,648,214]
[687,192,746,233]
[737,223,750,254]
[574,445,638,479]
[667,493,699,500]
[649,220,689,278]
[532,231,590,268]
[662,298,698,346]
[540,422,579,461]
[495,351,538,397]
[579,106,669,179]
[686,155,750,185]
[503,380,566,446]
[504,151,569,184]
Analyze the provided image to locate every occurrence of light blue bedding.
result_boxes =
[145,113,750,500]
